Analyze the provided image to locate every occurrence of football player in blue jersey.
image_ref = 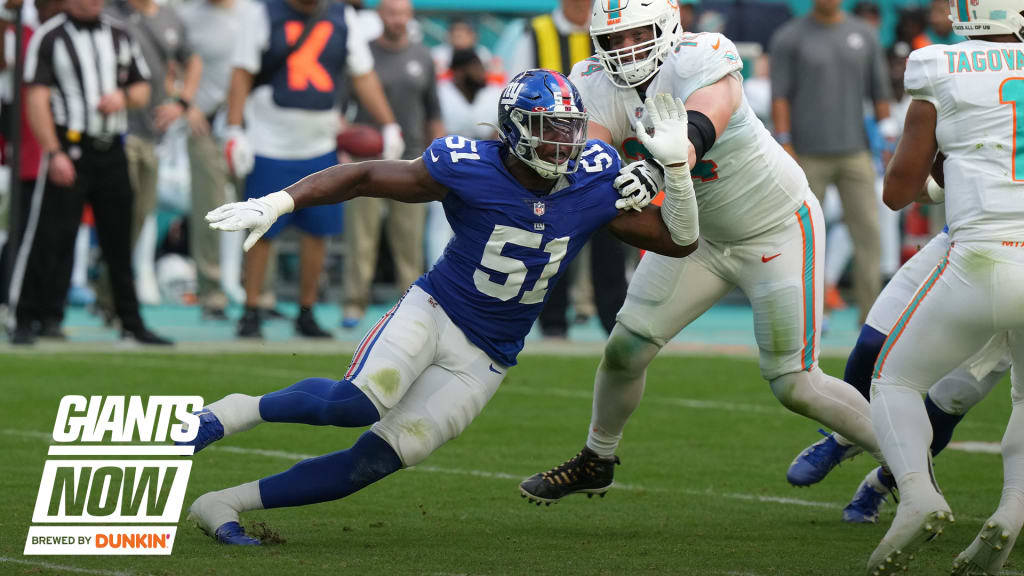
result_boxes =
[182,69,700,545]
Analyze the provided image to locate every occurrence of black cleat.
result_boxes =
[10,324,37,345]
[295,307,332,339]
[519,446,619,505]
[122,327,173,346]
[237,307,263,339]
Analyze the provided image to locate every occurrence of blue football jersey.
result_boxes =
[415,136,622,367]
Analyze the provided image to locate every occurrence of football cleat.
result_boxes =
[188,492,260,546]
[519,446,619,505]
[176,409,224,454]
[787,429,863,487]
[951,513,1021,575]
[867,480,953,576]
[843,467,897,524]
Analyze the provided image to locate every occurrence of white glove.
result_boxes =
[381,123,405,160]
[206,191,294,252]
[634,93,690,167]
[224,125,255,178]
[614,160,663,212]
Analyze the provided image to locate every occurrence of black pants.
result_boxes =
[11,135,143,331]
[539,227,628,336]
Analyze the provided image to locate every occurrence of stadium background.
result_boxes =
[0,0,1012,575]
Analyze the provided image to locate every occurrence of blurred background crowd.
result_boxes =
[0,0,958,345]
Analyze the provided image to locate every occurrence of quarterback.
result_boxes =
[520,0,884,503]
[866,4,1024,573]
[180,70,698,545]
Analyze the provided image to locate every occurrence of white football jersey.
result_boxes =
[906,41,1024,242]
[570,32,809,242]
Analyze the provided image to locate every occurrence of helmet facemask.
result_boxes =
[508,109,589,180]
[594,21,673,88]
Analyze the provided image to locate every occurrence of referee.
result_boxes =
[14,0,170,345]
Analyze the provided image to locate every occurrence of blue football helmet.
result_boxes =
[497,69,589,179]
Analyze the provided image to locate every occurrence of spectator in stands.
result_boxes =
[771,0,892,324]
[177,0,242,320]
[896,7,930,49]
[431,17,493,80]
[927,0,960,44]
[851,1,880,29]
[100,0,199,310]
[228,0,402,339]
[426,48,499,264]
[679,0,697,31]
[342,0,443,329]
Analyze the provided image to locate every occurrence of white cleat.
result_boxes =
[951,514,1021,575]
[867,494,953,575]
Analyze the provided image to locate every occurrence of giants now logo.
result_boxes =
[24,396,202,556]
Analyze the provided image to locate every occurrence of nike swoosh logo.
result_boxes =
[430,150,440,162]
[489,364,503,375]
[712,38,721,50]
[761,253,781,263]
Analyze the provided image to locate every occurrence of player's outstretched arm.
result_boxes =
[207,158,447,251]
[883,99,939,211]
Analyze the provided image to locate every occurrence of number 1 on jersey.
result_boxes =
[999,78,1024,182]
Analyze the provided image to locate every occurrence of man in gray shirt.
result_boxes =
[771,0,892,324]
[341,0,444,328]
[177,0,244,318]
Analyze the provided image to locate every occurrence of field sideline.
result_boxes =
[0,351,1017,576]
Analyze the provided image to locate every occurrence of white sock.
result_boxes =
[833,433,855,447]
[585,326,660,459]
[770,368,883,463]
[208,393,265,436]
[998,399,1024,531]
[871,383,932,484]
[198,481,264,529]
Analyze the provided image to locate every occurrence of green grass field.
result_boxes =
[0,351,1017,576]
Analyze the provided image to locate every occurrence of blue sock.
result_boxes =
[259,378,380,427]
[258,431,401,509]
[843,325,888,401]
[925,394,964,456]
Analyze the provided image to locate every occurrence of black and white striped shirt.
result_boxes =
[23,14,150,138]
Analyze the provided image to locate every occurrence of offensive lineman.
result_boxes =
[180,70,697,545]
[866,5,1024,573]
[520,0,885,503]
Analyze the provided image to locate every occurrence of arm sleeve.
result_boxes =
[23,29,55,86]
[768,27,793,101]
[904,48,938,107]
[126,35,151,84]
[344,5,374,77]
[232,2,269,74]
[422,137,461,197]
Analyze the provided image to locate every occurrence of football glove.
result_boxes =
[224,125,255,178]
[634,94,690,167]
[614,160,663,212]
[206,191,294,251]
[381,123,405,161]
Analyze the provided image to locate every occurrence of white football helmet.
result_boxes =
[949,0,1024,40]
[590,0,682,89]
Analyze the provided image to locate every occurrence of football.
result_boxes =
[336,123,384,158]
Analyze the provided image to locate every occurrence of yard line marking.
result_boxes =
[0,557,139,576]
[948,441,1001,454]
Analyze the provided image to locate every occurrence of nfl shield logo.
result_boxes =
[533,202,546,216]
[635,106,644,119]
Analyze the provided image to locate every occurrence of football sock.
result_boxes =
[924,393,963,456]
[259,378,380,427]
[199,481,264,529]
[207,393,263,436]
[770,368,883,463]
[844,325,888,401]
[871,383,932,484]
[998,396,1024,530]
[586,324,660,459]
[258,431,402,509]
